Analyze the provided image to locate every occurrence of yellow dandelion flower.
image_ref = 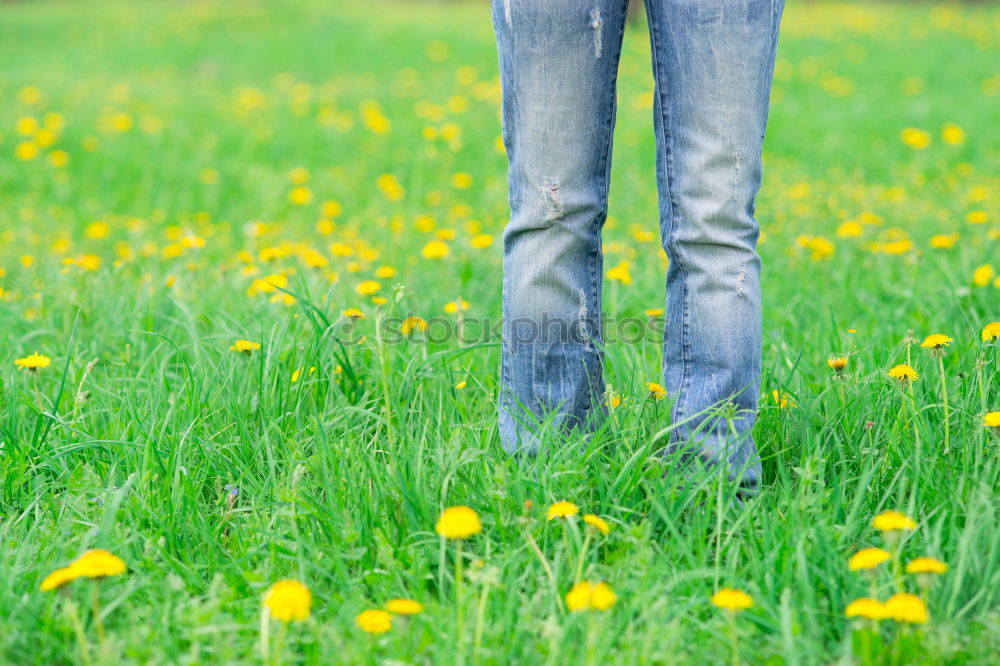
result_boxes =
[15,352,51,372]
[270,291,297,306]
[982,412,1000,428]
[435,506,482,539]
[356,280,381,296]
[384,599,423,615]
[872,510,917,531]
[300,249,328,268]
[900,127,931,149]
[645,308,664,317]
[906,557,947,574]
[247,273,288,297]
[884,593,928,624]
[929,233,958,249]
[40,567,79,592]
[401,316,427,335]
[772,390,795,408]
[85,220,110,239]
[329,242,354,257]
[69,549,126,579]
[647,382,667,401]
[454,380,467,390]
[443,299,469,314]
[972,264,995,287]
[583,514,610,535]
[827,356,848,372]
[565,581,617,612]
[15,141,39,161]
[35,128,57,147]
[711,588,753,612]
[566,581,591,612]
[421,240,450,259]
[451,172,473,189]
[606,261,632,285]
[342,308,365,320]
[49,150,70,168]
[845,598,887,620]
[941,123,965,145]
[848,547,890,571]
[288,186,313,205]
[920,334,952,349]
[982,322,1000,342]
[470,234,493,249]
[888,364,918,382]
[356,609,392,633]
[836,220,863,238]
[63,254,101,271]
[547,501,579,521]
[587,582,617,610]
[263,580,312,622]
[230,340,261,354]
[16,116,39,135]
[19,85,42,104]
[967,210,988,225]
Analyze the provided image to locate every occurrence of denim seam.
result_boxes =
[495,0,522,233]
[645,2,691,427]
[594,3,628,211]
[590,2,628,405]
[495,0,514,449]
[499,322,513,444]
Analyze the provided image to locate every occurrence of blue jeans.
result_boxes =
[493,0,784,489]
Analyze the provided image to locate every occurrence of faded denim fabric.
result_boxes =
[493,0,784,489]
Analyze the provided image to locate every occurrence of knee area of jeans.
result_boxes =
[668,245,760,298]
[503,295,598,339]
[669,159,764,233]
[672,249,759,278]
[668,211,760,249]
[507,174,606,233]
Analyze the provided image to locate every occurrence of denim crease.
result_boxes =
[492,0,785,489]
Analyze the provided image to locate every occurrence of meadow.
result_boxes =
[1,0,999,663]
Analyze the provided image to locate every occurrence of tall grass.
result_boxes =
[1,0,998,663]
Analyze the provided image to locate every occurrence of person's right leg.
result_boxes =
[492,0,630,455]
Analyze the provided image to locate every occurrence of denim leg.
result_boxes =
[645,0,785,487]
[492,0,629,455]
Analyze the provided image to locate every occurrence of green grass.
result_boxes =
[1,0,999,663]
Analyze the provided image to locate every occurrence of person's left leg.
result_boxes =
[644,0,785,489]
